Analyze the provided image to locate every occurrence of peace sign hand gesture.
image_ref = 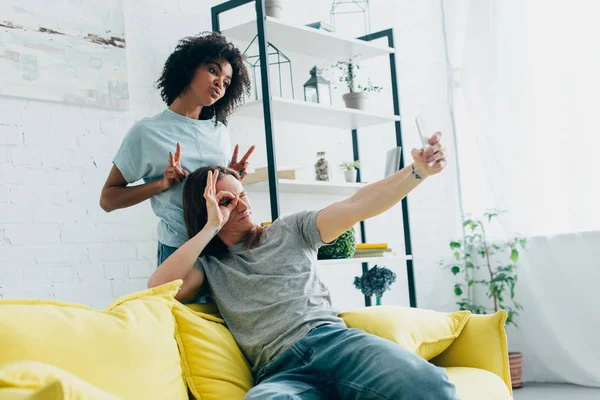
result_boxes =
[161,142,190,190]
[228,144,255,180]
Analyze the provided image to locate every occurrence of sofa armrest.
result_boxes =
[430,310,512,395]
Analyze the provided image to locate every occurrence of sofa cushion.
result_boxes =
[173,302,253,400]
[0,360,118,399]
[431,311,512,392]
[339,306,471,360]
[445,367,512,400]
[0,281,188,400]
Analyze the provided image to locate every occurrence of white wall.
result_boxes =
[0,0,462,311]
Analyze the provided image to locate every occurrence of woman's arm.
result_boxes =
[100,143,188,212]
[99,165,168,212]
[316,133,447,243]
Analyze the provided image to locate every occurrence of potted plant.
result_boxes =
[264,0,283,18]
[340,160,360,182]
[318,227,356,260]
[332,58,382,110]
[354,265,397,305]
[443,211,526,388]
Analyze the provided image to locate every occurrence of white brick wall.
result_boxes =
[0,0,462,310]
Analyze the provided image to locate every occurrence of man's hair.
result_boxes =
[156,32,251,125]
[183,165,264,257]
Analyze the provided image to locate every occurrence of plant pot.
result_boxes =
[509,352,523,388]
[342,91,368,110]
[343,169,357,183]
[265,0,283,18]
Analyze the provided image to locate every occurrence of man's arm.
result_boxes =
[148,224,219,302]
[316,134,447,243]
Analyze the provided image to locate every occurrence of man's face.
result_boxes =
[215,174,254,234]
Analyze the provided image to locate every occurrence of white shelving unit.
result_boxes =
[223,17,394,61]
[317,255,411,267]
[245,179,366,195]
[234,97,400,130]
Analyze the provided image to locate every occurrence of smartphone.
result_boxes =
[415,114,434,166]
[414,114,430,148]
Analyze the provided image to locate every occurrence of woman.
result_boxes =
[147,134,455,399]
[100,32,255,266]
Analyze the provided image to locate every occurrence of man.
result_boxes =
[149,133,458,399]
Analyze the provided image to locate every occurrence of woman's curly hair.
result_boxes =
[157,32,251,125]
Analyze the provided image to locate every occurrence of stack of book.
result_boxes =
[353,243,392,258]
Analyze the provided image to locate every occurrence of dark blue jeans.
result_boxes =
[245,324,458,400]
[157,242,178,266]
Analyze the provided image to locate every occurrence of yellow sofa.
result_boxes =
[0,281,512,399]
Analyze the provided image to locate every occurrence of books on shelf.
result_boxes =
[244,165,303,185]
[353,243,392,258]
[305,21,334,32]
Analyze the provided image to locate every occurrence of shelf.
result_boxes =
[245,179,365,195]
[223,17,394,61]
[233,97,400,129]
[317,255,410,267]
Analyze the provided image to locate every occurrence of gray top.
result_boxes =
[113,109,231,248]
[194,210,345,374]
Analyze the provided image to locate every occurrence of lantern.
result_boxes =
[303,66,332,105]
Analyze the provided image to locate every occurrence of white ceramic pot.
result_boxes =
[344,169,357,183]
[342,91,368,110]
[265,0,283,18]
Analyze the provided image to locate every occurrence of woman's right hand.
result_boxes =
[204,170,238,230]
[161,143,189,190]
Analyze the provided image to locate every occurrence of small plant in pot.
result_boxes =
[354,265,397,305]
[442,210,526,389]
[332,58,382,110]
[318,227,356,260]
[340,160,360,183]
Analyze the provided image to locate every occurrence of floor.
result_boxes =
[513,383,600,400]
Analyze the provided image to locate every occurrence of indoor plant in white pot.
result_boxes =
[333,58,382,110]
[442,210,527,389]
[340,160,360,182]
[264,0,282,18]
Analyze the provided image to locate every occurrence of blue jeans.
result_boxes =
[245,324,458,400]
[157,242,178,266]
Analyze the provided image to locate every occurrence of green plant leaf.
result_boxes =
[510,248,519,263]
[454,284,463,296]
[449,241,462,250]
[454,251,460,260]
[519,238,527,248]
[465,261,475,269]
[451,266,460,275]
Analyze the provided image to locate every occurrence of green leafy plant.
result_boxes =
[318,227,356,260]
[332,57,382,93]
[340,160,360,171]
[444,211,526,327]
[354,265,397,305]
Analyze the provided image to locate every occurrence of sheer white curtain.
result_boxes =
[442,0,600,385]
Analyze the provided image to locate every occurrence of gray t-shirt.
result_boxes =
[194,210,345,374]
[113,109,231,248]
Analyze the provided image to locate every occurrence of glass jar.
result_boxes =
[314,151,330,182]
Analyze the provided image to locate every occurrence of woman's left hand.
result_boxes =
[228,144,255,180]
[411,131,447,177]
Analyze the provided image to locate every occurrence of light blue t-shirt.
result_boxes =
[113,108,231,248]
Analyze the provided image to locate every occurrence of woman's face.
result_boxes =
[215,174,255,234]
[189,59,233,107]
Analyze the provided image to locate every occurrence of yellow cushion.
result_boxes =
[0,281,188,400]
[173,302,253,400]
[0,388,34,400]
[432,311,512,394]
[339,306,471,360]
[445,367,512,400]
[0,361,118,399]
